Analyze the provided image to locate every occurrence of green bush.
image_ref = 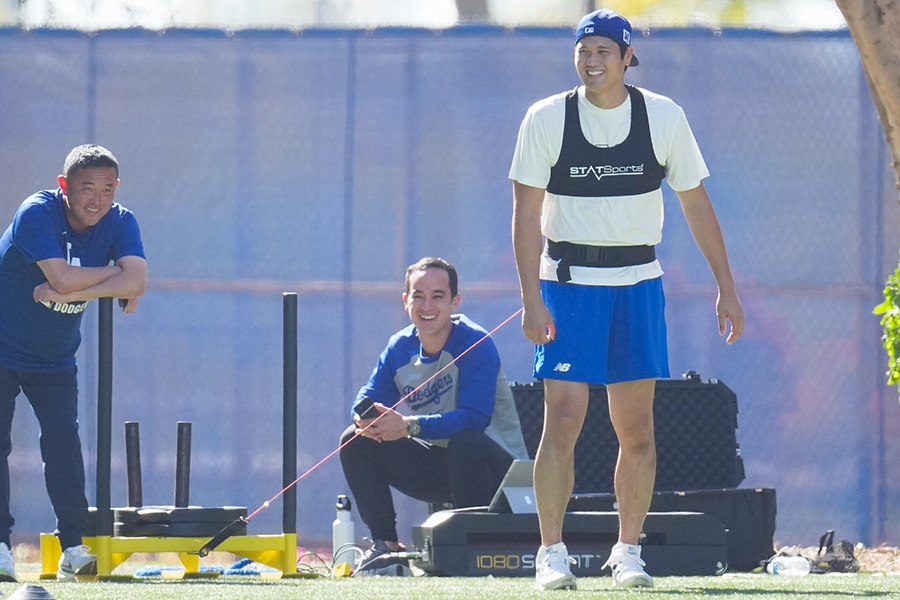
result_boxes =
[874,252,900,392]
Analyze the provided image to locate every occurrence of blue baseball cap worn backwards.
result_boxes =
[575,9,639,66]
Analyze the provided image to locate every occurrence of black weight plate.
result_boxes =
[114,519,247,538]
[114,506,247,525]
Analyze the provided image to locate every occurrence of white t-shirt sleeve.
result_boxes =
[508,96,565,189]
[645,94,709,192]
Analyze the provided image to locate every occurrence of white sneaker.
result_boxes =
[57,544,97,581]
[0,542,15,582]
[535,542,577,590]
[603,542,654,588]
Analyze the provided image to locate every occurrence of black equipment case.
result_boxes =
[412,509,728,577]
[410,373,774,576]
[511,371,745,492]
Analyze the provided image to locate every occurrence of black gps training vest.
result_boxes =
[547,85,665,198]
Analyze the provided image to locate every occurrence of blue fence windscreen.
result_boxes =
[0,26,897,548]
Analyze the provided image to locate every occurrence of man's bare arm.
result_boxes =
[512,181,556,344]
[37,257,122,295]
[675,182,744,344]
[34,255,147,307]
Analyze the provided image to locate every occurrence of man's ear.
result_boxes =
[451,293,461,311]
[402,292,408,307]
[57,175,67,193]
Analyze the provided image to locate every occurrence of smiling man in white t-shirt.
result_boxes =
[509,8,744,591]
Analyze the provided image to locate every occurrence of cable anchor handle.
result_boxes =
[196,517,250,557]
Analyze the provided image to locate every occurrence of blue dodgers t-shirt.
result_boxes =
[0,189,145,372]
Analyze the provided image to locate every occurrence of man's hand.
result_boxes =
[33,281,66,305]
[717,289,744,344]
[354,402,408,442]
[522,300,556,345]
[119,298,140,314]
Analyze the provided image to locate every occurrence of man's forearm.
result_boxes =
[37,258,122,294]
[37,256,147,304]
[52,269,145,303]
[512,182,546,305]
[677,184,737,292]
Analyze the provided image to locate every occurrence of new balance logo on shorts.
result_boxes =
[553,363,571,372]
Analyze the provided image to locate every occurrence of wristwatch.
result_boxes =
[406,417,422,438]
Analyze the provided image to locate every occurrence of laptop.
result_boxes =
[488,459,537,514]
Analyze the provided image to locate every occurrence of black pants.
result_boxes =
[339,425,513,542]
[0,366,88,550]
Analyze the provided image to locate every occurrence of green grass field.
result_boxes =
[4,572,898,600]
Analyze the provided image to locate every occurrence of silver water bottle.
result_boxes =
[332,495,356,568]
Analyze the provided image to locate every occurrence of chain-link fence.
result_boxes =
[0,25,897,549]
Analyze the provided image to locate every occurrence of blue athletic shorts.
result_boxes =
[534,277,669,385]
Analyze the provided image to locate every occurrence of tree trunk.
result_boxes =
[835,0,900,192]
[455,0,489,22]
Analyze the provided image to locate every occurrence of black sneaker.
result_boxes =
[354,539,412,577]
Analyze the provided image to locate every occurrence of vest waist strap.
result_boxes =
[546,240,656,283]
